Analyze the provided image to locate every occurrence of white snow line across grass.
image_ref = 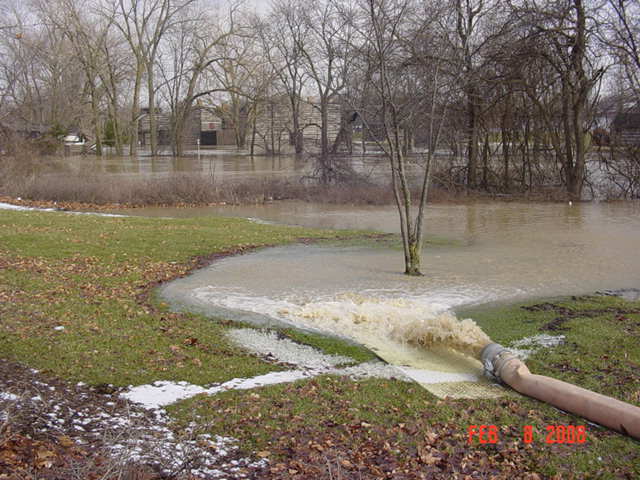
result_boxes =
[122,362,412,410]
[0,202,127,217]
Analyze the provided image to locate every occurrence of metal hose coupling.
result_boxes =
[480,342,512,382]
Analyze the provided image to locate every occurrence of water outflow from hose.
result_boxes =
[480,343,640,439]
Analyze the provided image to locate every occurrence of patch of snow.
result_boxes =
[123,362,429,410]
[2,374,267,478]
[123,370,314,410]
[246,217,275,225]
[0,202,55,212]
[227,328,353,368]
[123,381,207,409]
[0,202,127,218]
[210,370,313,394]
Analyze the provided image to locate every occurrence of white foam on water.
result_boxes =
[187,287,502,398]
[192,288,490,357]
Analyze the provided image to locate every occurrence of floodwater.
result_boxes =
[45,151,310,180]
[35,152,640,395]
[156,201,640,396]
[42,149,397,182]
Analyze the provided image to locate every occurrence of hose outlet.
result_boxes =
[480,342,509,382]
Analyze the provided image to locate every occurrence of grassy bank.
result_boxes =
[1,209,638,478]
[0,209,369,386]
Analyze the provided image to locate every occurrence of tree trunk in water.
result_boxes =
[91,91,102,156]
[466,88,479,189]
[482,135,489,190]
[570,107,586,200]
[568,0,588,201]
[321,98,329,158]
[405,237,422,276]
[502,128,510,191]
[148,74,158,156]
[174,113,185,158]
[129,69,143,157]
[320,98,331,184]
[291,100,303,154]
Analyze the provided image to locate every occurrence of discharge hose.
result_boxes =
[480,343,640,439]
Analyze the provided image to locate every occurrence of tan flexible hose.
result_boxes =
[481,344,640,439]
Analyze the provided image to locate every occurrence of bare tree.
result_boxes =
[257,0,310,154]
[509,0,605,200]
[605,0,640,96]
[297,0,355,182]
[113,0,196,156]
[356,0,455,275]
[36,0,121,155]
[210,9,266,149]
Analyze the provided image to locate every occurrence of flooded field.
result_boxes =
[156,201,640,395]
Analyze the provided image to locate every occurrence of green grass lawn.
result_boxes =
[1,209,638,478]
[0,210,366,386]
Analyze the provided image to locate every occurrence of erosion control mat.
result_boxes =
[368,339,505,399]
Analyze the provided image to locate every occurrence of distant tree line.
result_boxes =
[0,0,638,201]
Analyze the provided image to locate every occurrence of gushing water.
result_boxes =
[277,294,491,357]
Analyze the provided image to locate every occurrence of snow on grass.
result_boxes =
[123,329,416,410]
[122,371,316,409]
[227,328,354,368]
[1,365,266,478]
[0,202,127,217]
[122,381,208,409]
[123,363,415,410]
[0,202,56,212]
[0,392,19,401]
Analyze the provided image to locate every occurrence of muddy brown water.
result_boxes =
[42,151,396,181]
